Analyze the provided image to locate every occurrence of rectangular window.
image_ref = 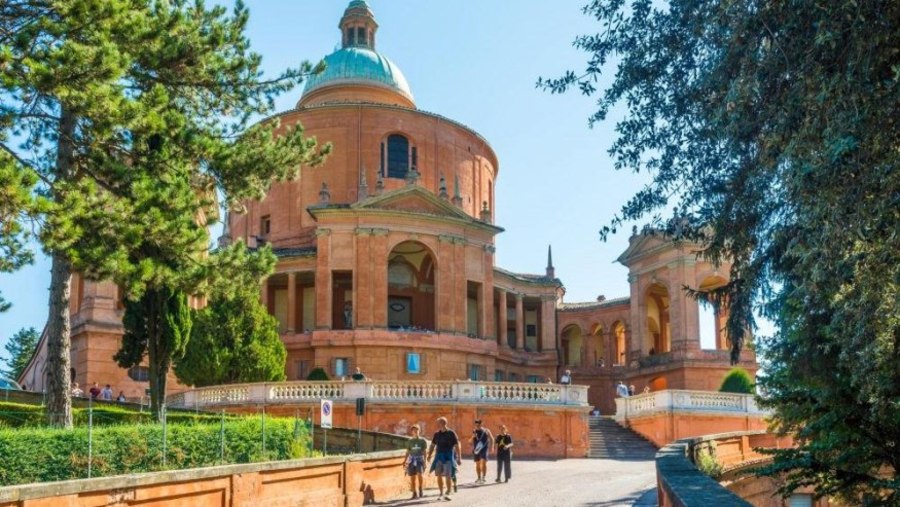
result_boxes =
[260,215,271,236]
[508,372,520,382]
[334,357,350,377]
[406,352,422,374]
[356,27,366,46]
[296,360,310,380]
[527,375,542,384]
[468,363,485,381]
[526,324,537,337]
[380,142,385,175]
[411,146,418,167]
[494,370,505,382]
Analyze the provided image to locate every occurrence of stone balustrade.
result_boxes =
[614,389,768,422]
[168,380,590,410]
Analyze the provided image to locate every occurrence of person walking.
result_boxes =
[615,380,629,398]
[403,424,427,499]
[495,425,513,482]
[471,419,494,484]
[88,382,101,400]
[426,416,461,501]
[100,384,113,401]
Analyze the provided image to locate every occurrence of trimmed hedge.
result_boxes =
[0,402,226,428]
[719,368,754,394]
[0,417,312,486]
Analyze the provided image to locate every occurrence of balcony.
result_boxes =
[168,380,590,410]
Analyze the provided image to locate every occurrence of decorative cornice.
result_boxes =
[315,228,332,237]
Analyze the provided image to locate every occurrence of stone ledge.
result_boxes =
[656,440,751,507]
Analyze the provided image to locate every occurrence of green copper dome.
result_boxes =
[302,47,414,103]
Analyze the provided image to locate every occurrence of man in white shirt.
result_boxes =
[616,380,630,398]
[560,369,572,385]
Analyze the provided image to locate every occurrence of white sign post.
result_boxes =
[320,399,333,455]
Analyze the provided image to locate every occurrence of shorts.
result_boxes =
[406,456,425,476]
[473,448,488,461]
[431,451,456,477]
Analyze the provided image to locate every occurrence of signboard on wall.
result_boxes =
[320,399,333,429]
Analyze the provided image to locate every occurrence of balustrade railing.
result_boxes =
[614,389,768,421]
[168,380,589,409]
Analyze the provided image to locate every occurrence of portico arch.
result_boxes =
[561,324,584,367]
[612,321,627,365]
[698,275,729,350]
[645,283,671,354]
[589,323,605,367]
[387,241,436,330]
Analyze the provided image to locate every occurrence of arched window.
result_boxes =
[386,134,410,178]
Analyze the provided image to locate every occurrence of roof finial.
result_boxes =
[375,172,384,195]
[319,182,331,204]
[359,165,368,199]
[546,244,555,279]
[406,165,420,186]
[451,174,462,207]
[438,174,449,200]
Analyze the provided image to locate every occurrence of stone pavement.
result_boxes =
[379,457,658,507]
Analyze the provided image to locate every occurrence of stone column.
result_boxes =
[497,288,507,347]
[515,293,524,350]
[315,228,332,329]
[540,296,556,351]
[371,229,389,328]
[480,245,495,340]
[437,235,456,333]
[628,273,643,361]
[286,272,297,333]
[355,228,372,328]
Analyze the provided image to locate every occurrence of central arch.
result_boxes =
[561,324,584,367]
[387,241,436,330]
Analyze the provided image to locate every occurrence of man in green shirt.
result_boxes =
[404,424,427,499]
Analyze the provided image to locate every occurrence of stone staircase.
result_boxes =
[588,416,658,459]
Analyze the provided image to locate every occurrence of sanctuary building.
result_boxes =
[20,1,756,415]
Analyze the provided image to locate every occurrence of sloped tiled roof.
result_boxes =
[494,267,561,287]
[558,296,630,312]
[272,246,317,258]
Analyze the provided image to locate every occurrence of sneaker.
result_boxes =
[495,478,501,483]
[419,488,424,497]
[453,484,458,493]
[444,495,452,501]
[411,492,418,499]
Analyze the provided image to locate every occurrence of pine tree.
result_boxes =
[1,1,329,427]
[1,327,40,380]
[175,243,285,387]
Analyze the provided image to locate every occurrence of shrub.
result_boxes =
[0,416,312,486]
[694,442,724,479]
[307,367,329,381]
[719,368,754,394]
[0,402,227,428]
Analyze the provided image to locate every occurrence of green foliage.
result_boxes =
[0,161,44,313]
[1,0,330,425]
[0,401,226,428]
[541,0,899,502]
[718,368,754,394]
[116,287,192,421]
[694,443,723,480]
[0,416,312,486]
[307,368,329,381]
[176,245,286,387]
[1,327,39,380]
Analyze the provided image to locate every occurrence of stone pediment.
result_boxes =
[351,185,474,221]
[616,232,670,267]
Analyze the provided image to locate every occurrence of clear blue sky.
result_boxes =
[0,1,731,356]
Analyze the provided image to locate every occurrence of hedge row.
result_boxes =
[0,417,312,486]
[0,401,225,428]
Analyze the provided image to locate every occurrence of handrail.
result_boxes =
[168,380,590,409]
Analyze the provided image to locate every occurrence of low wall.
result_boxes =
[656,431,828,507]
[0,427,434,507]
[169,381,591,458]
[615,390,769,447]
[233,402,589,459]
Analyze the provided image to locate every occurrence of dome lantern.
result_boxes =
[340,0,378,50]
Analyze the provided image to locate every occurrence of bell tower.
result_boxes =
[340,0,378,50]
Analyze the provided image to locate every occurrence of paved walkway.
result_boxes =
[379,457,658,507]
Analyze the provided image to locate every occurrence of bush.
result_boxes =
[719,368,754,394]
[694,442,724,479]
[0,416,313,486]
[0,402,226,428]
[307,367,329,381]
